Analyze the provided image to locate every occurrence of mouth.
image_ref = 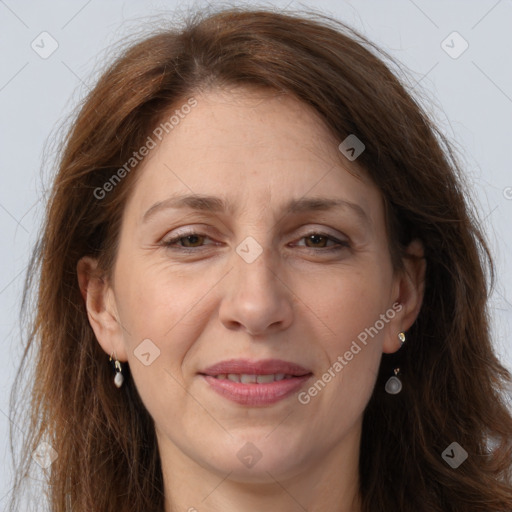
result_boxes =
[208,373,299,383]
[199,359,313,406]
[200,358,312,377]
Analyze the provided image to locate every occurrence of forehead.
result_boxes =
[170,86,348,168]
[124,86,382,224]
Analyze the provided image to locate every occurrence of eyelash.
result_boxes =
[161,230,350,253]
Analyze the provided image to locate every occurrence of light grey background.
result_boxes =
[1,0,511,504]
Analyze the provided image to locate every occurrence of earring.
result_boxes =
[398,331,406,347]
[109,352,124,388]
[385,368,402,395]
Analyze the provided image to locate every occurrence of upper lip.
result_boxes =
[200,358,312,376]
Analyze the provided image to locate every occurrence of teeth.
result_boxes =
[256,374,275,383]
[215,373,294,383]
[240,374,257,383]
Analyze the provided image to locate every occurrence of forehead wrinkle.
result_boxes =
[141,192,371,232]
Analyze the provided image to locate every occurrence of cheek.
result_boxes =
[114,251,208,339]
[111,257,196,392]
[295,261,393,344]
[112,254,232,403]
[293,264,391,408]
[112,260,211,422]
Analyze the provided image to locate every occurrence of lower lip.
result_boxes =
[201,374,312,406]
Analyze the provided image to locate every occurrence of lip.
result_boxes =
[201,374,312,405]
[199,358,313,406]
[200,358,311,376]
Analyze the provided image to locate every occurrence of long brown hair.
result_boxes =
[9,7,512,512]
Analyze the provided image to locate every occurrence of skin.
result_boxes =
[78,86,425,512]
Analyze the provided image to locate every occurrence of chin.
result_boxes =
[199,435,308,483]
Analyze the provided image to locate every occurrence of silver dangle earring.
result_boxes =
[385,332,406,395]
[385,368,402,395]
[109,352,124,388]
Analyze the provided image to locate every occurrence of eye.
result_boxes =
[162,231,214,249]
[293,232,350,251]
[160,230,350,252]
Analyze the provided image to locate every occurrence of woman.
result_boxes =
[8,7,512,512]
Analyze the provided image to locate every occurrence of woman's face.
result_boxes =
[84,87,422,484]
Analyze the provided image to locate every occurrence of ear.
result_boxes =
[77,256,128,361]
[383,239,426,354]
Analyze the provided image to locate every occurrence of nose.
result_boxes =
[218,246,294,336]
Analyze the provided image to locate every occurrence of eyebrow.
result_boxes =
[142,194,370,226]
